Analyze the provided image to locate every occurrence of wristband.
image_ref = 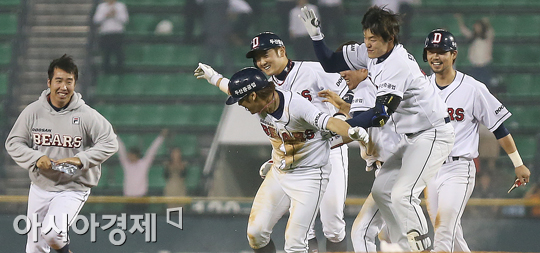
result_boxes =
[311,33,324,41]
[217,77,230,94]
[333,112,347,121]
[210,73,223,87]
[508,150,523,167]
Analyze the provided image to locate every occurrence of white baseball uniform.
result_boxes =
[247,89,334,253]
[426,71,511,252]
[5,89,118,252]
[342,43,455,251]
[347,78,402,252]
[271,61,350,244]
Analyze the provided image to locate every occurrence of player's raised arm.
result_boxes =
[194,62,231,95]
[298,7,349,73]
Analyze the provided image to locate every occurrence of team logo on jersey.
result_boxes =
[495,104,505,115]
[72,117,80,125]
[33,133,83,148]
[379,83,396,90]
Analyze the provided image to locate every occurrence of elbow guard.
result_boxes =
[372,94,401,127]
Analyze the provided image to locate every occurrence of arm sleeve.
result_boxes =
[312,40,350,73]
[492,123,510,139]
[75,110,119,169]
[5,109,46,170]
[295,96,332,131]
[375,64,408,98]
[346,108,375,128]
[93,4,106,24]
[472,83,511,132]
[117,137,130,169]
[140,135,165,168]
[116,3,129,24]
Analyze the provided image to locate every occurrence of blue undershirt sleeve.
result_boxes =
[312,39,351,73]
[346,108,376,128]
[493,123,510,139]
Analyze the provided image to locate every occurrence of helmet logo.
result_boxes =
[432,33,442,43]
[252,37,259,49]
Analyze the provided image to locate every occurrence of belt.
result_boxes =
[405,117,450,137]
[443,156,471,164]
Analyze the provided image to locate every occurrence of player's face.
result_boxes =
[363,29,393,59]
[340,69,368,90]
[238,93,264,114]
[254,48,287,76]
[47,67,76,108]
[426,48,457,74]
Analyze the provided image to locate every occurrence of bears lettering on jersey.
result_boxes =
[33,133,82,148]
[260,123,315,142]
[447,108,465,121]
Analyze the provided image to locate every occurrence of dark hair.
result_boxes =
[128,147,141,158]
[48,54,78,81]
[255,81,276,100]
[361,6,401,44]
[474,20,489,40]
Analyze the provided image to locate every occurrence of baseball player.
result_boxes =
[319,65,402,252]
[5,55,118,253]
[196,32,351,252]
[299,6,455,251]
[423,29,531,252]
[213,67,368,253]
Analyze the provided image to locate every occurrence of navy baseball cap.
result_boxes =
[226,67,270,105]
[246,32,285,59]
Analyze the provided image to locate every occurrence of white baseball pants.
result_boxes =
[26,183,90,253]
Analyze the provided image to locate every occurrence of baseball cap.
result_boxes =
[246,32,285,59]
[226,67,270,105]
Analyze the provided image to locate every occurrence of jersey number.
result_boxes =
[448,108,464,121]
[301,90,312,101]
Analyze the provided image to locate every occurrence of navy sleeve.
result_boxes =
[313,39,351,73]
[493,123,510,139]
[346,108,375,128]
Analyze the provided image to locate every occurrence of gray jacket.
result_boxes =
[5,89,118,191]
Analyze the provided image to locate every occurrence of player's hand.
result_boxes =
[515,164,531,185]
[259,159,273,179]
[298,6,324,40]
[194,63,223,86]
[36,155,52,170]
[348,127,369,145]
[54,157,83,169]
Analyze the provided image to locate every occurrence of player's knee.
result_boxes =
[247,225,270,249]
[390,189,410,208]
[41,230,67,250]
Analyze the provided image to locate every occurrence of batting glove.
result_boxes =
[348,126,369,144]
[259,159,273,179]
[194,63,222,86]
[298,6,324,41]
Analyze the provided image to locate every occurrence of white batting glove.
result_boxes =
[348,126,369,144]
[298,6,324,41]
[194,62,222,86]
[259,159,273,179]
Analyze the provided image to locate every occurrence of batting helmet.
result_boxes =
[226,67,269,105]
[423,29,457,62]
[246,32,285,59]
